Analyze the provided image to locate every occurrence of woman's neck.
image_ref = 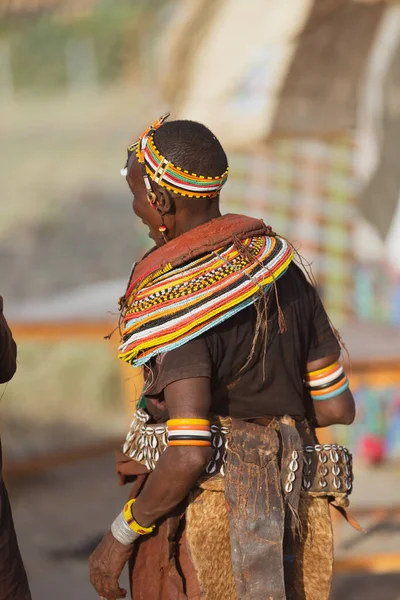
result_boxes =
[174,205,222,238]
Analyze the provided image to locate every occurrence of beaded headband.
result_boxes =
[121,113,229,199]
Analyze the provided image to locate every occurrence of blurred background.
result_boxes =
[0,0,400,598]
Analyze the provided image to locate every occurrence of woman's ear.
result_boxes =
[156,187,174,215]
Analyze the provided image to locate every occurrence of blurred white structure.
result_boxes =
[158,0,400,324]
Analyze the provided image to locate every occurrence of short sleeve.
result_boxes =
[144,337,212,396]
[307,290,341,363]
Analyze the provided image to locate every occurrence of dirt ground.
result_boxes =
[5,452,400,600]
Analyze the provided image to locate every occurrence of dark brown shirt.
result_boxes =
[144,264,340,422]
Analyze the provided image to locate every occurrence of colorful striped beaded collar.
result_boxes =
[118,215,294,367]
[121,113,229,199]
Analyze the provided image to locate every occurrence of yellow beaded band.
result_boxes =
[123,499,155,535]
[167,418,210,426]
[307,362,339,378]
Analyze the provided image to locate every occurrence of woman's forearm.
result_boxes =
[128,377,213,528]
[313,390,356,427]
[130,445,213,528]
[314,413,354,427]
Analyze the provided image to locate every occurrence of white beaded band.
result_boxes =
[111,511,140,546]
[168,430,212,439]
[306,366,344,387]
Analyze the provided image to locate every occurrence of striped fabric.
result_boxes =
[119,234,293,367]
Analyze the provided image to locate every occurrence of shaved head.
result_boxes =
[127,119,225,246]
[153,120,228,178]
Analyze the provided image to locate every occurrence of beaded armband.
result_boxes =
[123,499,155,535]
[305,360,349,401]
[167,418,212,446]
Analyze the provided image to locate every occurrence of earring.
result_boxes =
[158,215,168,243]
[147,191,157,207]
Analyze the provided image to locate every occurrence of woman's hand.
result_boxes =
[89,530,133,600]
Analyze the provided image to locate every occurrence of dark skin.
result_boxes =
[307,352,355,427]
[89,155,355,599]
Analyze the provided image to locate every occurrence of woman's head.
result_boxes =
[125,119,228,246]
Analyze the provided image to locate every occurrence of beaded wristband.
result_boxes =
[305,360,349,401]
[123,499,155,535]
[167,418,212,446]
[111,498,155,546]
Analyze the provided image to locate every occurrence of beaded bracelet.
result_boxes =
[167,418,212,446]
[123,499,155,535]
[305,360,349,401]
[111,498,155,546]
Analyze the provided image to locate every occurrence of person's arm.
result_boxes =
[0,296,17,384]
[129,376,213,526]
[304,283,355,428]
[89,376,213,600]
[306,352,355,428]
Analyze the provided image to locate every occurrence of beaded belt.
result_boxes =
[123,409,353,496]
[302,443,353,494]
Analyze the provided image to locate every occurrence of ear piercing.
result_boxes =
[147,191,157,206]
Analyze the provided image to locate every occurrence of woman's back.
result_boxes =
[144,263,340,424]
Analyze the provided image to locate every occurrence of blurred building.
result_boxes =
[159,0,400,326]
[157,0,400,460]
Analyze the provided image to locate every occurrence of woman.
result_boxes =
[89,115,355,600]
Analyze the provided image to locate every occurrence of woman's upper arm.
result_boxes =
[305,288,355,427]
[162,376,213,469]
[164,376,212,420]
